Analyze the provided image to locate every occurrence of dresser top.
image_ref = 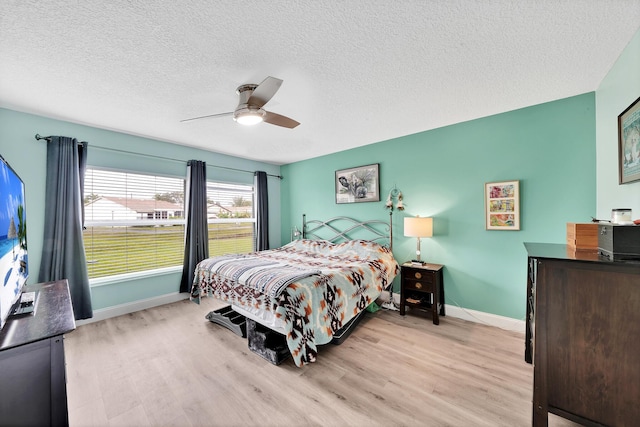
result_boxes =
[0,280,76,351]
[524,242,640,266]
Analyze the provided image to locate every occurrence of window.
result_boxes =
[83,169,186,279]
[83,168,256,280]
[206,182,255,256]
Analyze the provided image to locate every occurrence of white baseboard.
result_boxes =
[76,292,189,326]
[79,291,525,334]
[381,291,525,333]
[444,304,525,333]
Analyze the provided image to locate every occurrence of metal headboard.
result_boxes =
[302,212,393,251]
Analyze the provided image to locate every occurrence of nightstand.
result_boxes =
[400,262,445,324]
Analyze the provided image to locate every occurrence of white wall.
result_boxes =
[596,28,640,218]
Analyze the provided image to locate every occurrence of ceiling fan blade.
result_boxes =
[263,111,300,129]
[247,76,283,108]
[180,111,233,123]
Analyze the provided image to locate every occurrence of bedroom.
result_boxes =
[1,2,640,426]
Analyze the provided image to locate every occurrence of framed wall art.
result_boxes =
[335,163,380,204]
[618,96,640,184]
[485,180,520,230]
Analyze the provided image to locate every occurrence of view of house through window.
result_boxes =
[205,182,255,256]
[83,168,255,279]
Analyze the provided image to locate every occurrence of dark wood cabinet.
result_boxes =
[0,280,76,426]
[400,262,445,324]
[525,243,640,427]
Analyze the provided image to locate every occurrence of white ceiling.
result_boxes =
[1,1,639,165]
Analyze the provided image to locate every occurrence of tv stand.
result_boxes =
[0,280,76,426]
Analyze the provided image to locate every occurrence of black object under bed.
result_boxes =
[206,305,366,365]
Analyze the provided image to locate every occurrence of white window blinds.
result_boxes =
[83,169,185,279]
[205,182,255,256]
[82,168,256,279]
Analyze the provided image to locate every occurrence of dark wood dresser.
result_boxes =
[0,280,76,426]
[524,243,640,427]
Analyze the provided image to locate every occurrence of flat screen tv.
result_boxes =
[0,155,28,330]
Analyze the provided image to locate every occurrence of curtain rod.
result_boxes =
[34,134,283,179]
[35,133,87,147]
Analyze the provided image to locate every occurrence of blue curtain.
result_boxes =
[180,160,209,293]
[38,136,93,320]
[254,171,269,251]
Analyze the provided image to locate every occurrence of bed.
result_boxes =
[190,215,399,367]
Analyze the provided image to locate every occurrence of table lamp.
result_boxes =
[404,216,433,264]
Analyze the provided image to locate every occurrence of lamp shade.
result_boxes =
[404,216,433,238]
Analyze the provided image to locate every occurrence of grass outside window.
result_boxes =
[84,222,254,279]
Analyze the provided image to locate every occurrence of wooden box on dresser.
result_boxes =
[524,243,640,427]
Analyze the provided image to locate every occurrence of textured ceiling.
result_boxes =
[1,1,639,165]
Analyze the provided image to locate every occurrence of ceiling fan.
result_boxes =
[181,76,300,128]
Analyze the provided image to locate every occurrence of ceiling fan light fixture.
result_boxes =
[234,107,265,126]
[181,77,299,128]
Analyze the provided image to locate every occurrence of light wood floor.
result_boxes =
[65,298,579,427]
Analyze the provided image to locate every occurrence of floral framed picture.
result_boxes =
[618,96,640,184]
[335,163,380,204]
[485,180,520,230]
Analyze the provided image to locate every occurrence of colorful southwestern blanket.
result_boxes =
[197,255,321,298]
[191,239,399,367]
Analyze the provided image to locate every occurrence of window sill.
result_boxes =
[89,265,183,287]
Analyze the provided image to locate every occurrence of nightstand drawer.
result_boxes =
[403,278,434,292]
[402,269,435,283]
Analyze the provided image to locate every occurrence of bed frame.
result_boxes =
[206,213,395,364]
[302,213,393,250]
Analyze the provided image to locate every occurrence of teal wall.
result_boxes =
[0,94,601,320]
[281,93,596,320]
[596,27,640,217]
[0,108,281,310]
[5,24,637,321]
